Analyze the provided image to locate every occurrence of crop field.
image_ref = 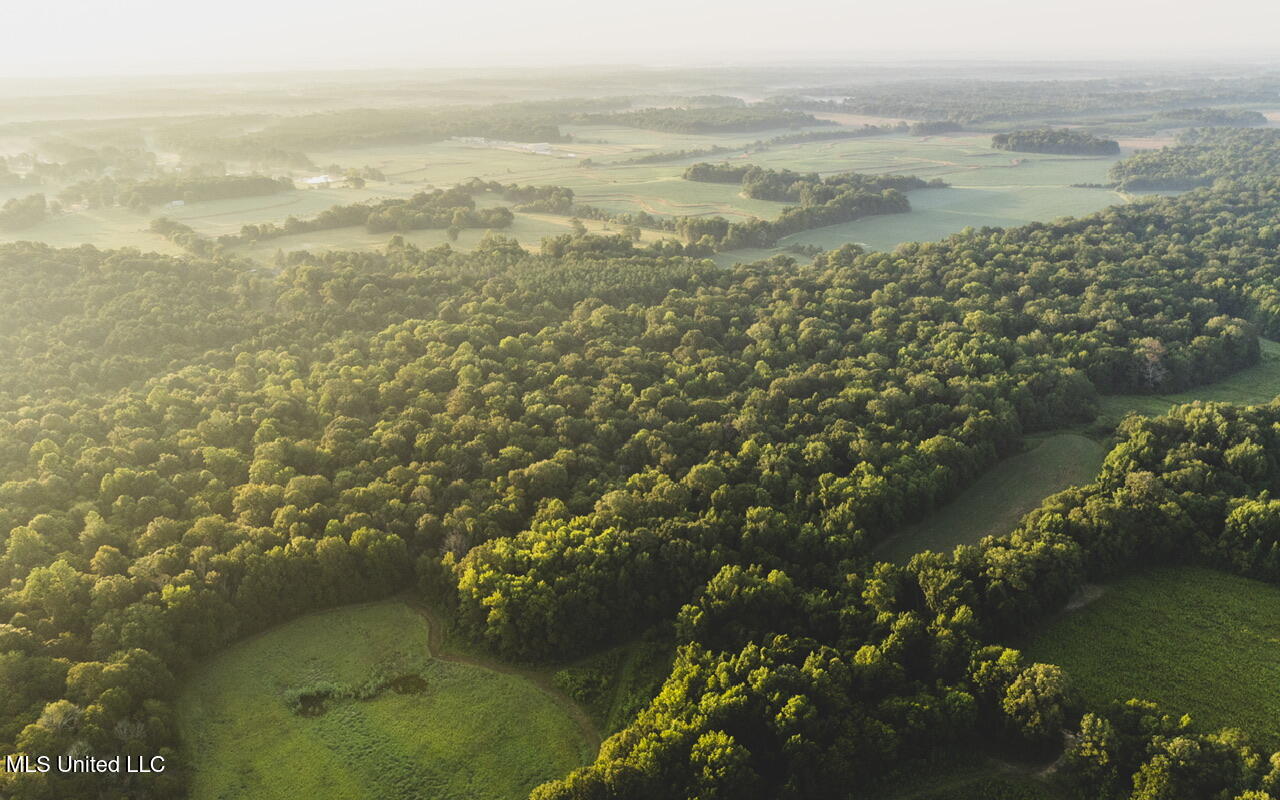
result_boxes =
[1024,566,1280,749]
[177,601,593,800]
[165,185,409,235]
[293,131,1127,258]
[875,433,1105,563]
[287,129,1126,255]
[0,204,185,252]
[775,184,1123,253]
[0,185,403,252]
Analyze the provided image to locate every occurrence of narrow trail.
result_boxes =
[402,596,604,753]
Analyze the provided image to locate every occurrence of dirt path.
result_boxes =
[403,596,604,753]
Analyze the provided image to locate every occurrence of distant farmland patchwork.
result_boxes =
[0,129,1124,259]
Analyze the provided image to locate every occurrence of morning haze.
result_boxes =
[4,0,1279,76]
[2,5,1280,800]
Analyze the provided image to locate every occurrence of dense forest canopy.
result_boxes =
[5,72,1280,800]
[2,168,1280,797]
[1110,127,1280,189]
[1149,107,1268,126]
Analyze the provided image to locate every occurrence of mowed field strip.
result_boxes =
[1096,337,1280,427]
[878,339,1280,563]
[875,433,1106,563]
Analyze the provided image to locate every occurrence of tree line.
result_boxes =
[768,77,1280,124]
[1110,127,1280,190]
[577,106,832,134]
[0,194,48,231]
[992,129,1121,156]
[59,175,293,212]
[676,164,941,249]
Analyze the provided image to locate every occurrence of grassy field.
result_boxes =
[225,131,1129,261]
[876,433,1106,563]
[1024,566,1280,749]
[776,185,1123,253]
[1096,338,1280,428]
[552,637,673,736]
[177,601,593,800]
[0,204,186,253]
[298,129,1124,258]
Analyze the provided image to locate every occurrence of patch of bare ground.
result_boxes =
[1064,583,1106,612]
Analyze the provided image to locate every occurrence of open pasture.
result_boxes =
[301,129,1126,255]
[228,210,671,260]
[876,339,1280,565]
[177,601,593,800]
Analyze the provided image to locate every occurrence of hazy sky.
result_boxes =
[5,0,1279,77]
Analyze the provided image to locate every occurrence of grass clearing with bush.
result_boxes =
[177,601,593,800]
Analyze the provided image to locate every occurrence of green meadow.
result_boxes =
[177,601,593,800]
[269,131,1125,259]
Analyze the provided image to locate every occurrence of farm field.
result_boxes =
[772,184,1122,253]
[0,185,403,251]
[268,131,1123,254]
[875,433,1106,563]
[0,204,186,253]
[270,132,1126,259]
[177,601,593,800]
[1024,567,1280,749]
[277,133,1126,260]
